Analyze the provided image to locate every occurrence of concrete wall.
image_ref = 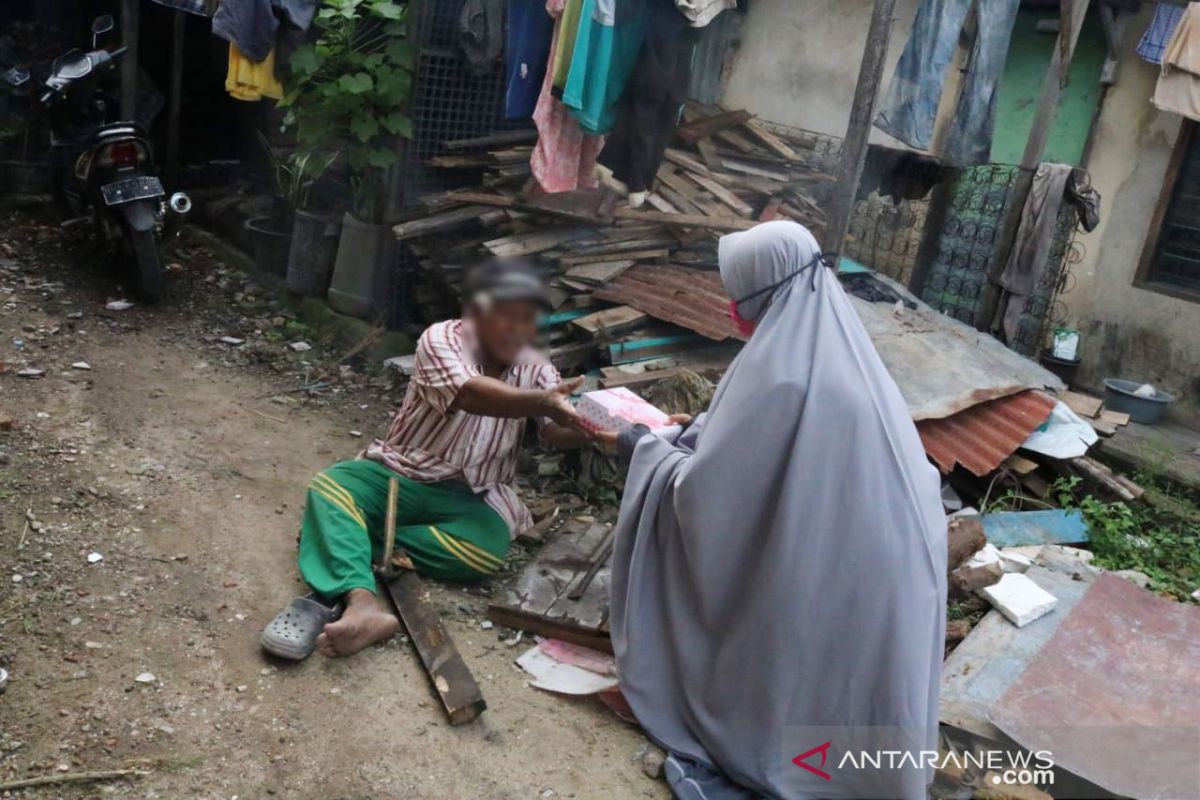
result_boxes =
[1067,5,1200,423]
[721,0,921,139]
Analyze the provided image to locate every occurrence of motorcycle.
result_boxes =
[3,15,189,302]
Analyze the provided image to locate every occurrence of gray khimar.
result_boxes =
[609,221,947,799]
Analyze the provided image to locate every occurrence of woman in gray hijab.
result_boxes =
[608,221,946,799]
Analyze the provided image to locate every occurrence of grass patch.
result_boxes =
[1052,475,1200,600]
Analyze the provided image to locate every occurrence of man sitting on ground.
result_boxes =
[261,259,592,660]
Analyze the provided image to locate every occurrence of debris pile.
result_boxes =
[393,103,839,383]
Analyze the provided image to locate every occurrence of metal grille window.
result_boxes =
[1139,120,1200,297]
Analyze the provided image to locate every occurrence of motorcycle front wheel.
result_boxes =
[127,227,162,303]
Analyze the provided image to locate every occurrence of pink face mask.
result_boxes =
[728,299,757,338]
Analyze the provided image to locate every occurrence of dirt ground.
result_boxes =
[0,211,664,799]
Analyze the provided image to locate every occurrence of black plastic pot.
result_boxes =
[286,210,341,296]
[244,216,292,277]
[1040,350,1081,386]
[1,159,52,195]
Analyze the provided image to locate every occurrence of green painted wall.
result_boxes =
[989,8,1107,166]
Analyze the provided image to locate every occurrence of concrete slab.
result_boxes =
[1099,421,1200,490]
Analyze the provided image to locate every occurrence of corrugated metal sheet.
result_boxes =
[916,390,1057,476]
[991,574,1200,800]
[593,265,1063,423]
[593,265,740,341]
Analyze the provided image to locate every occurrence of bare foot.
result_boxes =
[315,588,399,657]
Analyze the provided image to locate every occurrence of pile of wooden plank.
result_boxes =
[392,104,839,378]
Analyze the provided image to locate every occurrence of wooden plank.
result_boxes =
[612,207,758,231]
[598,366,686,389]
[742,117,801,161]
[564,259,636,285]
[1062,390,1103,419]
[1004,454,1040,476]
[662,148,712,175]
[646,192,680,213]
[759,197,784,221]
[696,138,724,170]
[484,227,592,257]
[487,522,616,650]
[675,109,753,144]
[656,168,724,216]
[684,171,755,217]
[392,205,497,240]
[380,571,486,725]
[559,248,668,266]
[608,333,706,364]
[721,158,789,181]
[1071,455,1145,501]
[979,510,1090,547]
[572,306,648,337]
[1099,409,1130,426]
[443,129,537,150]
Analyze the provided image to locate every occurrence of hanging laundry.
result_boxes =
[551,0,587,96]
[1152,2,1200,120]
[459,0,506,76]
[674,0,737,27]
[599,0,701,194]
[226,43,285,101]
[560,0,649,135]
[1138,3,1185,64]
[996,163,1074,342]
[531,0,606,193]
[875,0,1021,167]
[507,0,556,118]
[212,0,321,62]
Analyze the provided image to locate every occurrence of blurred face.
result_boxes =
[469,298,540,365]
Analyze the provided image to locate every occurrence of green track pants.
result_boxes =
[298,460,509,598]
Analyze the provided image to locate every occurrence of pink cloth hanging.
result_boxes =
[530,0,604,193]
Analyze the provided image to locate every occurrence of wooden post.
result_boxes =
[822,0,899,261]
[166,9,185,185]
[973,0,1091,332]
[119,0,140,121]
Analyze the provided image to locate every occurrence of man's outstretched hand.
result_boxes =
[539,376,587,432]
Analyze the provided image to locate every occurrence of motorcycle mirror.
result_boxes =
[3,67,30,87]
[91,15,115,36]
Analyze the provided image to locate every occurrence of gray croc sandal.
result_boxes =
[261,596,342,660]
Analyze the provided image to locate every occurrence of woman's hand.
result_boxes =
[667,413,693,427]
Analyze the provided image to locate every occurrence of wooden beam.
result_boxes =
[611,207,757,231]
[822,0,898,259]
[974,0,1092,332]
[379,571,487,725]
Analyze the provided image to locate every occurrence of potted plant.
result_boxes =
[244,132,301,276]
[281,0,414,317]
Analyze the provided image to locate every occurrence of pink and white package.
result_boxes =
[576,387,671,434]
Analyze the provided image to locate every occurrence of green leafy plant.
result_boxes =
[1051,475,1200,600]
[257,131,340,212]
[281,0,414,222]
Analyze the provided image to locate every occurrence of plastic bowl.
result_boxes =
[1102,378,1175,425]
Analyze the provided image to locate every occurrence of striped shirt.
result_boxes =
[365,319,560,538]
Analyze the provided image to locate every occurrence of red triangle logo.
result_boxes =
[792,741,832,781]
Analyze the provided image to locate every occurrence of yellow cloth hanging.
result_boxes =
[225,43,284,102]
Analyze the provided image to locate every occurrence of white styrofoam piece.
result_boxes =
[980,573,1058,627]
[964,543,1001,569]
[998,548,1033,573]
